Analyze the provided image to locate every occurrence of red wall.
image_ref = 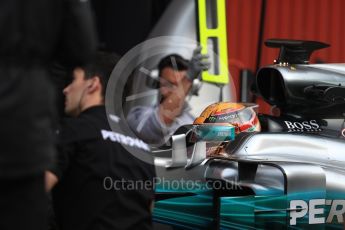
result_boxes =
[226,0,345,113]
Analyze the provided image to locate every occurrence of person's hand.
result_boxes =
[45,171,58,192]
[186,46,210,81]
[159,79,190,125]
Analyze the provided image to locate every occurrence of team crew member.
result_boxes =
[47,52,156,230]
[127,47,210,145]
[0,0,97,230]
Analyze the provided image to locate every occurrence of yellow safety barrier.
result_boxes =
[197,0,229,84]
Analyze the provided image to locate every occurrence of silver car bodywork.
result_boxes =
[153,62,345,229]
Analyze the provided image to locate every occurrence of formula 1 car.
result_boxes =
[152,39,345,230]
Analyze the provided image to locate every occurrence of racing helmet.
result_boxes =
[193,102,261,134]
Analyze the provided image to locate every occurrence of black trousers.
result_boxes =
[0,173,48,230]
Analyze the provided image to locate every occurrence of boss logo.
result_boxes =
[284,120,322,132]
